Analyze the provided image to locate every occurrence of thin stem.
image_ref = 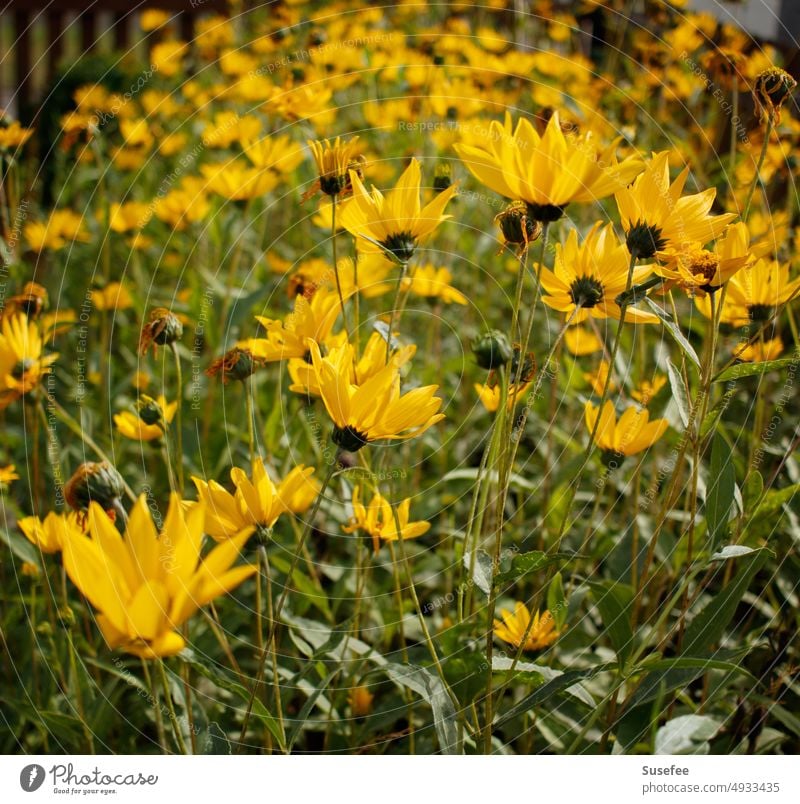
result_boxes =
[158,658,188,754]
[237,459,337,749]
[330,194,352,344]
[385,261,409,365]
[142,659,167,753]
[170,342,184,493]
[743,116,773,220]
[245,377,256,465]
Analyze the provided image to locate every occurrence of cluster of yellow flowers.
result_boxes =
[2,3,799,751]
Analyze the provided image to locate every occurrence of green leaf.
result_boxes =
[698,392,733,440]
[179,653,286,752]
[386,663,459,754]
[547,572,567,630]
[494,664,614,728]
[492,657,596,707]
[462,549,492,596]
[631,656,756,681]
[201,722,232,754]
[710,545,757,562]
[655,714,721,754]
[444,651,489,706]
[752,483,800,519]
[0,524,43,569]
[269,554,332,621]
[666,359,690,429]
[644,298,701,368]
[682,548,768,657]
[713,353,800,383]
[705,432,736,548]
[495,550,572,587]
[743,471,764,511]
[589,581,636,666]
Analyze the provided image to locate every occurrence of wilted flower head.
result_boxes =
[752,67,797,123]
[206,347,263,384]
[139,307,184,355]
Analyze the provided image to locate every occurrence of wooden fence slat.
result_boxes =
[46,11,65,81]
[13,9,30,117]
[81,10,96,54]
[113,12,129,52]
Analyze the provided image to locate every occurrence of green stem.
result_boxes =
[170,342,184,494]
[158,658,188,754]
[385,261,408,365]
[743,116,773,220]
[237,459,337,749]
[330,194,352,345]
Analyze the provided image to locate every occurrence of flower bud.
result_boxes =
[473,330,513,370]
[64,461,126,513]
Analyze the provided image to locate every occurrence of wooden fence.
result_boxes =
[1,1,228,117]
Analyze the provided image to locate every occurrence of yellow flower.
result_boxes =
[120,118,153,150]
[140,9,171,31]
[202,112,262,148]
[244,135,304,174]
[658,222,753,296]
[0,120,34,150]
[308,339,445,451]
[159,132,188,157]
[192,460,318,541]
[343,487,430,553]
[615,151,737,259]
[150,40,188,78]
[18,511,84,554]
[474,381,531,413]
[114,395,177,441]
[584,400,669,457]
[307,136,363,197]
[583,360,616,396]
[61,494,257,658]
[24,209,88,252]
[540,223,655,323]
[0,464,19,486]
[707,258,800,326]
[201,162,278,201]
[109,201,151,232]
[734,337,784,362]
[348,685,375,716]
[494,603,563,651]
[288,331,415,397]
[243,288,344,362]
[454,111,643,220]
[154,189,210,230]
[631,375,667,405]
[91,283,133,312]
[339,158,458,263]
[564,325,603,356]
[0,314,59,407]
[399,265,468,305]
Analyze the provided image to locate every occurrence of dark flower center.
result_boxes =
[569,276,605,308]
[748,304,774,322]
[332,425,369,453]
[320,173,349,196]
[625,221,666,259]
[381,232,417,263]
[525,202,567,223]
[12,358,35,379]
